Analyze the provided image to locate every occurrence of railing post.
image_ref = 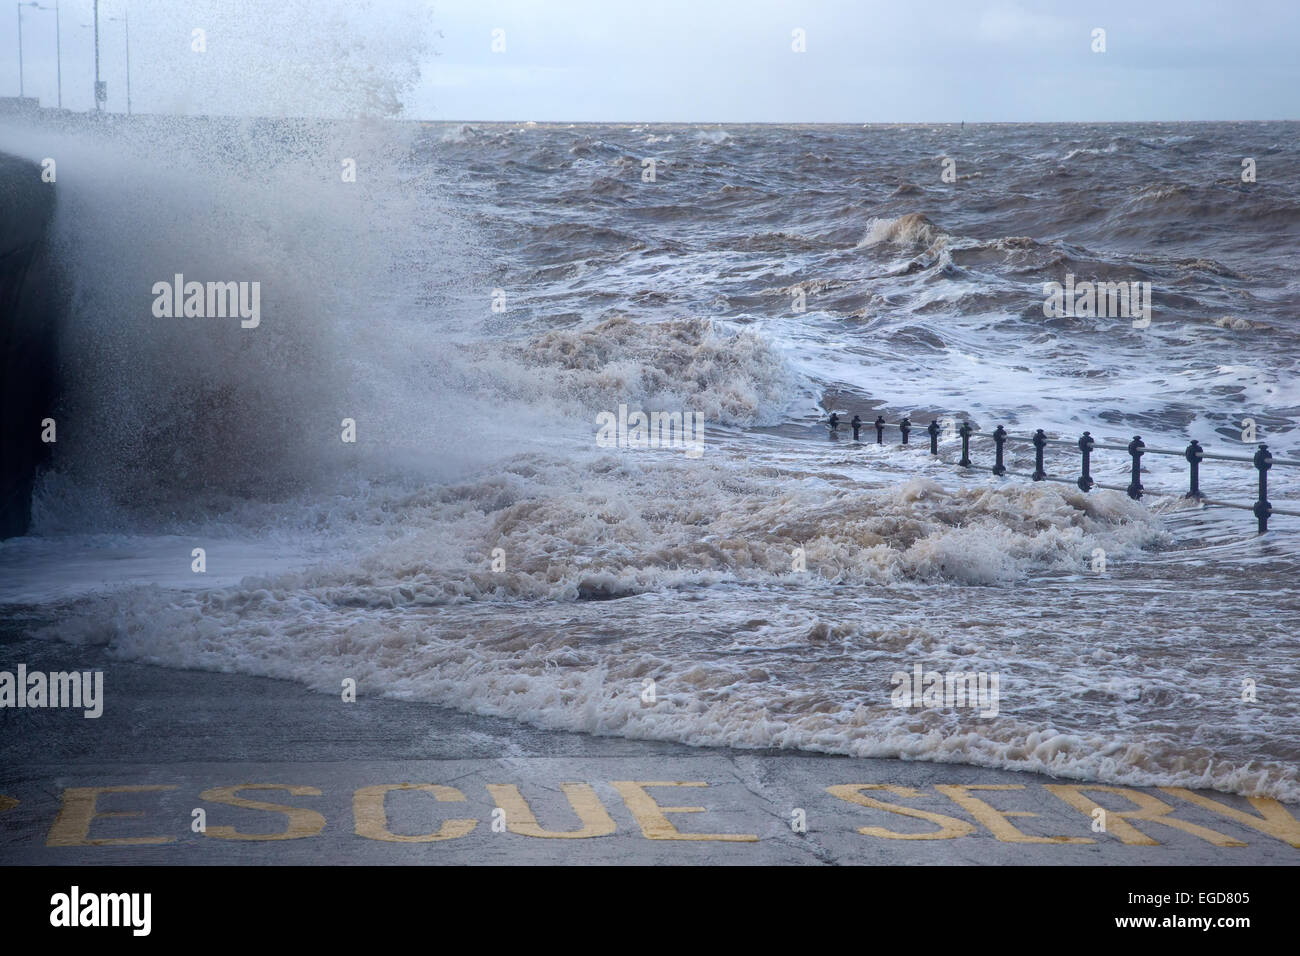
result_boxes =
[992,425,1007,475]
[1077,431,1094,491]
[899,416,911,445]
[958,422,972,468]
[1253,444,1272,534]
[851,415,862,441]
[928,420,940,455]
[1126,436,1145,500]
[874,416,885,444]
[1184,440,1204,499]
[1032,429,1047,481]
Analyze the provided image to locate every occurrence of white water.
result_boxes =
[4,92,1299,803]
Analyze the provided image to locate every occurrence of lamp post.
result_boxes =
[79,8,130,115]
[121,7,128,114]
[97,9,129,114]
[16,1,53,101]
[93,0,102,111]
[52,0,60,108]
[16,2,25,98]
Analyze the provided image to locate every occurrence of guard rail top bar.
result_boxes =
[822,413,1295,534]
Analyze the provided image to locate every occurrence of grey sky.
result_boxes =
[4,0,1298,120]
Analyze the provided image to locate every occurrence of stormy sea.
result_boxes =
[3,116,1298,801]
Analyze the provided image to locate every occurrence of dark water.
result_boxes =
[2,118,1298,800]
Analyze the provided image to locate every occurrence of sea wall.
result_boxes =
[0,152,57,538]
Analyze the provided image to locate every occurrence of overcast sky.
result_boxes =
[4,0,1298,121]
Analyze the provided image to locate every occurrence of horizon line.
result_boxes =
[5,105,1298,125]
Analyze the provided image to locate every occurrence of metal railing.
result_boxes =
[825,413,1300,534]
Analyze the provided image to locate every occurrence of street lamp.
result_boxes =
[80,5,129,115]
[120,7,128,115]
[77,21,99,109]
[93,0,101,110]
[51,0,60,108]
[16,1,53,102]
[100,8,130,115]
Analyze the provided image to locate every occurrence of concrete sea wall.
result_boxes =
[0,152,57,538]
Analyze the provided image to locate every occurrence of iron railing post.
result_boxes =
[1184,440,1204,499]
[1254,445,1272,534]
[1077,431,1094,491]
[1127,436,1145,500]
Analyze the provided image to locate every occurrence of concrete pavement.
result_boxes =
[1,621,1297,865]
